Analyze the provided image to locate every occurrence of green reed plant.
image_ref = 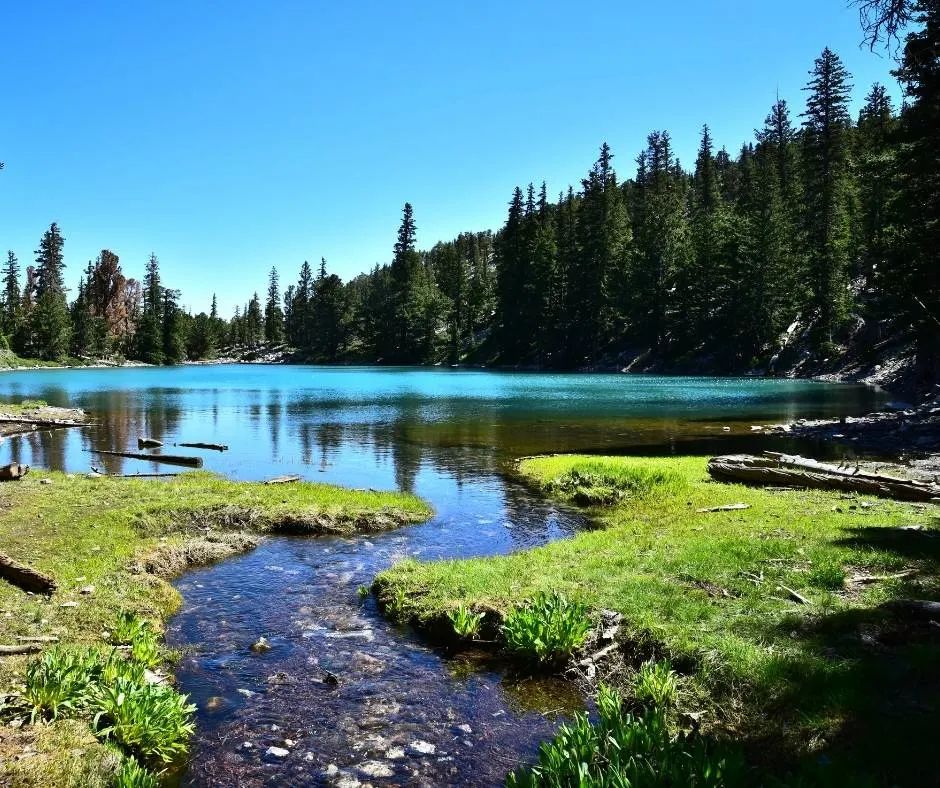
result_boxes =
[116,756,160,788]
[129,628,162,669]
[110,611,152,646]
[92,678,196,765]
[22,647,101,722]
[502,591,591,666]
[447,604,484,639]
[506,684,742,787]
[632,659,680,710]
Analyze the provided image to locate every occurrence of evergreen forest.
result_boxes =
[3,5,938,390]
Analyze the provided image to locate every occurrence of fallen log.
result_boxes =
[0,644,42,656]
[137,438,164,449]
[265,475,301,485]
[0,553,56,594]
[89,449,203,468]
[176,442,228,452]
[0,463,29,481]
[697,503,750,513]
[707,454,940,502]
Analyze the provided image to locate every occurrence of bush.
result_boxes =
[506,685,742,787]
[632,659,680,710]
[22,647,100,722]
[116,756,160,788]
[502,592,591,666]
[447,604,484,639]
[92,678,196,765]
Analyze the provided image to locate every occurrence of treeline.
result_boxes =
[3,11,938,383]
[239,33,937,381]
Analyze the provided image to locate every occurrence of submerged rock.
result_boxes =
[408,740,436,755]
[250,636,272,653]
[357,760,394,778]
[265,746,290,758]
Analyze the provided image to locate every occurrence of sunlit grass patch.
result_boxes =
[376,454,940,784]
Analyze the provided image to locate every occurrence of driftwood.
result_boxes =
[707,453,940,502]
[176,442,228,452]
[0,463,29,481]
[0,644,41,656]
[697,503,750,513]
[0,553,56,594]
[90,450,203,468]
[265,475,301,485]
[137,438,164,449]
[16,636,59,643]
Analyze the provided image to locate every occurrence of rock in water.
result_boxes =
[265,746,290,758]
[250,636,271,653]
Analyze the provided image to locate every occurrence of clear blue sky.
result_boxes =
[0,1,900,315]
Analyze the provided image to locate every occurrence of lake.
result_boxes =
[0,366,884,785]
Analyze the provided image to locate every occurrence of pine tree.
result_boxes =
[30,223,71,359]
[2,251,21,337]
[890,1,940,384]
[137,253,164,364]
[801,48,855,344]
[245,292,264,347]
[389,203,425,361]
[856,83,898,282]
[570,143,631,361]
[495,188,526,360]
[162,288,186,363]
[265,266,284,344]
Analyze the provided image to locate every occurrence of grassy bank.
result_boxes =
[375,455,940,785]
[0,471,430,786]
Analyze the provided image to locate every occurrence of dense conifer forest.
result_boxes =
[3,2,937,391]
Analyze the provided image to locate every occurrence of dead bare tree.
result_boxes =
[855,0,915,49]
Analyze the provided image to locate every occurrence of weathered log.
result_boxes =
[16,636,59,643]
[265,475,301,485]
[0,553,56,594]
[89,450,203,468]
[176,442,228,452]
[707,454,940,502]
[0,644,42,656]
[697,503,750,513]
[137,438,164,448]
[0,463,29,481]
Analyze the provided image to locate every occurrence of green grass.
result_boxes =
[0,470,430,785]
[375,455,940,785]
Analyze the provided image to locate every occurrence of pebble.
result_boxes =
[457,724,472,734]
[79,585,95,595]
[265,746,290,758]
[357,760,394,778]
[386,747,405,759]
[59,601,78,608]
[408,740,436,755]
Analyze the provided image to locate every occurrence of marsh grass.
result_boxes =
[632,659,680,710]
[376,455,940,784]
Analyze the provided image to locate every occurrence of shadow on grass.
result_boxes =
[747,526,940,786]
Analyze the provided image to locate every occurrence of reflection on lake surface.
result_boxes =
[0,366,884,785]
